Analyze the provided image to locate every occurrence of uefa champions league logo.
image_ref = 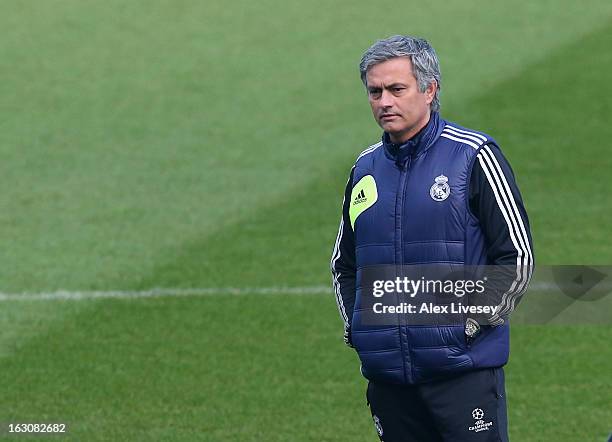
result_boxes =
[469,408,493,433]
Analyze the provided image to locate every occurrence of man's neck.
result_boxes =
[389,112,431,144]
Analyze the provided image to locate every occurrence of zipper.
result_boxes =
[396,154,412,383]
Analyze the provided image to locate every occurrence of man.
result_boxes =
[330,35,534,441]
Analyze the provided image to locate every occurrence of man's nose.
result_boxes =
[379,90,393,108]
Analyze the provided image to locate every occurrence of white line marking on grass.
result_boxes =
[0,282,608,302]
[0,286,332,301]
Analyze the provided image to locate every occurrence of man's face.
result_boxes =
[365,57,436,144]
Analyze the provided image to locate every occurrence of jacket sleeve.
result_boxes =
[469,143,535,325]
[330,166,357,347]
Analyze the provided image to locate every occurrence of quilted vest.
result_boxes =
[350,112,510,384]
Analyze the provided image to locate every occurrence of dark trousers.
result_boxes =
[366,368,508,442]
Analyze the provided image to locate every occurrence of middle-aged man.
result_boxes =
[331,35,534,441]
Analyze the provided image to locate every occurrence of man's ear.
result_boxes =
[425,81,437,104]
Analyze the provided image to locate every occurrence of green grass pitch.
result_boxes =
[1,1,611,440]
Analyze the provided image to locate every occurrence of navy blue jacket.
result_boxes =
[331,112,534,384]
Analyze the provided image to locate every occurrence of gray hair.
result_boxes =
[359,35,442,112]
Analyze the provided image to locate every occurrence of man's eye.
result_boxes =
[369,90,382,97]
[392,87,405,93]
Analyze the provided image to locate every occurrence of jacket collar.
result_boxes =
[382,111,444,164]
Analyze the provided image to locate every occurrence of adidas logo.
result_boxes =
[354,189,367,204]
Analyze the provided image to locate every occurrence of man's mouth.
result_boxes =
[380,114,399,121]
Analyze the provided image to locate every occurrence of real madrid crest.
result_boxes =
[430,174,450,201]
